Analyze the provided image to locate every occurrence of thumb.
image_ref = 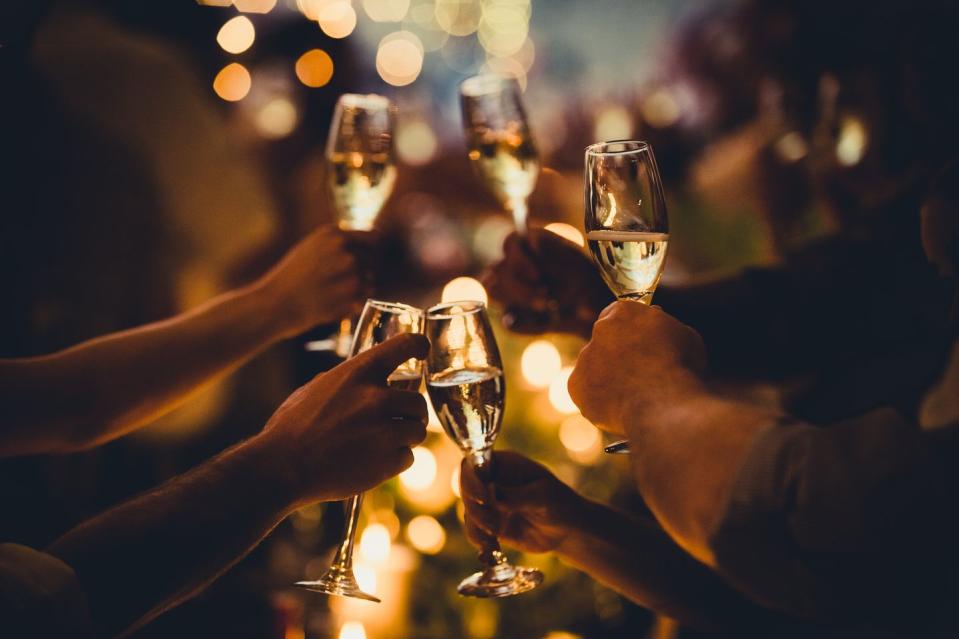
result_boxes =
[351,332,429,381]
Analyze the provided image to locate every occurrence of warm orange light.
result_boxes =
[213,63,252,102]
[376,31,424,86]
[544,222,585,247]
[520,340,562,388]
[548,367,579,414]
[295,49,335,88]
[441,276,487,304]
[234,0,277,14]
[406,515,446,554]
[318,2,358,39]
[217,16,255,54]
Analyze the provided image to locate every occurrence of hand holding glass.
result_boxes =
[584,141,669,454]
[425,301,543,597]
[295,300,424,601]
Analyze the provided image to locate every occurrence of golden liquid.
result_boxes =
[467,134,538,205]
[387,369,423,392]
[586,231,669,302]
[426,367,504,453]
[328,151,397,231]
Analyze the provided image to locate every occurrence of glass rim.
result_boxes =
[364,299,423,316]
[585,140,651,156]
[339,93,392,111]
[459,73,519,97]
[426,300,486,319]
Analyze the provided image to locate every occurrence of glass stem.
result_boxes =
[331,492,363,570]
[508,197,529,236]
[468,450,509,569]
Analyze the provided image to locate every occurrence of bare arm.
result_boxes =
[48,334,429,638]
[0,227,365,456]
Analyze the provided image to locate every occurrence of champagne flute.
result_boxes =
[460,74,539,234]
[584,141,669,455]
[296,300,424,601]
[305,94,397,356]
[425,300,543,597]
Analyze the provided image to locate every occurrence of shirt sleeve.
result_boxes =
[706,409,955,626]
[0,543,94,638]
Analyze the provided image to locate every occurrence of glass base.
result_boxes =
[457,560,543,598]
[295,565,380,603]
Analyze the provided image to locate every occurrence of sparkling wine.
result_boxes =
[586,230,669,302]
[387,369,423,392]
[328,151,397,231]
[467,134,538,206]
[426,366,504,453]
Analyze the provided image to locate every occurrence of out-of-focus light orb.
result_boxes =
[450,464,461,498]
[594,106,633,142]
[774,131,808,163]
[399,446,437,491]
[544,222,585,247]
[253,97,298,138]
[363,0,410,22]
[359,523,392,563]
[354,563,377,594]
[376,31,424,86]
[407,515,446,554]
[396,119,438,165]
[442,276,488,305]
[544,632,584,639]
[481,57,526,91]
[425,392,443,432]
[197,0,232,6]
[435,0,482,36]
[295,48,334,88]
[560,414,601,453]
[478,3,529,57]
[548,367,578,414]
[213,63,252,102]
[217,16,255,54]
[234,0,277,13]
[297,0,323,20]
[318,1,358,39]
[836,115,868,166]
[521,340,562,388]
[339,621,367,639]
[374,508,401,539]
[641,88,681,128]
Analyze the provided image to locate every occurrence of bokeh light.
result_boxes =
[450,464,461,498]
[473,215,514,263]
[376,31,425,86]
[363,0,410,22]
[544,222,585,247]
[319,2,358,39]
[213,63,252,102]
[354,563,377,594]
[406,515,447,554]
[373,508,401,539]
[594,106,633,142]
[253,97,298,139]
[774,131,808,163]
[359,523,392,563]
[521,340,562,388]
[295,49,334,88]
[559,414,602,464]
[836,115,868,166]
[548,367,579,414]
[641,88,681,128]
[216,16,255,54]
[234,0,277,13]
[339,621,367,639]
[435,0,482,36]
[396,119,438,165]
[399,446,437,491]
[441,276,488,304]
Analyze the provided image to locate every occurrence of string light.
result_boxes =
[234,0,277,13]
[318,1,358,39]
[441,277,488,304]
[435,0,482,36]
[376,31,425,86]
[363,0,410,22]
[339,622,367,639]
[359,523,392,563]
[396,119,438,165]
[836,115,868,166]
[216,16,255,54]
[253,97,298,138]
[520,340,562,388]
[213,63,252,102]
[407,515,447,554]
[399,446,437,491]
[559,414,602,464]
[295,49,334,88]
[548,367,579,414]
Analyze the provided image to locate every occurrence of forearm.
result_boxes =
[0,280,288,455]
[625,391,778,565]
[48,434,294,638]
[555,498,778,631]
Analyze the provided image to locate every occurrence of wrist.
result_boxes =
[239,433,303,516]
[619,373,711,436]
[554,497,613,556]
[244,275,300,341]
